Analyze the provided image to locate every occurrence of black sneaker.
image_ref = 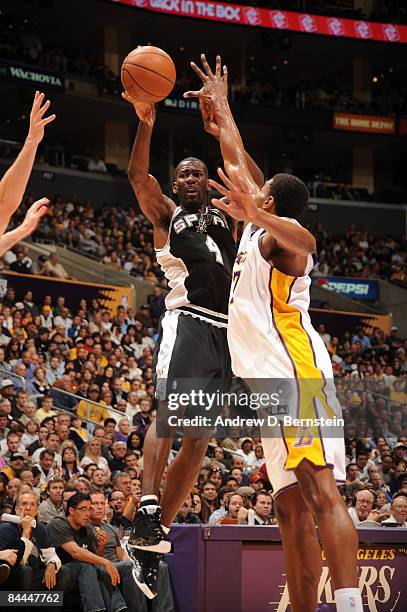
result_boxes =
[126,543,160,600]
[128,506,171,554]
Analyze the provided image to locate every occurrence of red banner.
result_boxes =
[108,0,407,44]
[333,113,396,134]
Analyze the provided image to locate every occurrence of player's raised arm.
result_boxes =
[210,170,316,257]
[197,93,264,188]
[184,54,260,194]
[123,93,175,234]
[0,92,55,236]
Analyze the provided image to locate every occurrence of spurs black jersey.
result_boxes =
[155,206,236,326]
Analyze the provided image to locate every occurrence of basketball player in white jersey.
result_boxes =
[0,91,55,254]
[185,55,363,612]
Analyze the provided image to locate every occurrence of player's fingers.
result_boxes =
[217,167,235,190]
[215,55,222,78]
[40,114,56,126]
[121,91,132,103]
[38,99,51,117]
[190,62,207,82]
[211,197,229,212]
[208,178,230,198]
[183,89,203,99]
[222,65,228,84]
[32,197,50,211]
[200,54,214,78]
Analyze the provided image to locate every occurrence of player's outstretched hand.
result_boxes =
[122,91,156,127]
[21,197,49,236]
[27,91,56,145]
[209,167,270,223]
[184,54,228,103]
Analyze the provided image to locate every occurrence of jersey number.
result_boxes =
[205,235,224,265]
[230,270,241,304]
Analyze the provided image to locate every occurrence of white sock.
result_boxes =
[334,588,363,612]
[140,495,158,504]
[161,525,170,534]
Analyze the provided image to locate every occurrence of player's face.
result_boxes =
[173,161,208,210]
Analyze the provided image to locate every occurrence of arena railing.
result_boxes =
[49,386,127,423]
[0,367,26,391]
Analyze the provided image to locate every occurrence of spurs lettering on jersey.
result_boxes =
[155,206,236,323]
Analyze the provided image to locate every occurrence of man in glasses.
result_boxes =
[47,492,124,612]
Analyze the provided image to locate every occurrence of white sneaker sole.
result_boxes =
[132,566,158,599]
[127,540,171,554]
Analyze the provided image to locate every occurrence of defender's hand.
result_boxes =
[184,54,228,104]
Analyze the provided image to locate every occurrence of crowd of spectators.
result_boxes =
[3,193,406,288]
[312,222,407,284]
[0,237,405,606]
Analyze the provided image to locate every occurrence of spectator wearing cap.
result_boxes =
[0,379,14,402]
[249,473,267,491]
[382,494,407,527]
[0,452,25,480]
[38,478,66,524]
[386,326,403,353]
[393,442,407,463]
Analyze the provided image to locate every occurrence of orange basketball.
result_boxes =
[121,46,176,104]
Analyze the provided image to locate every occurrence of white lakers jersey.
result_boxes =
[228,221,335,382]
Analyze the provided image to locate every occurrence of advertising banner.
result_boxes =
[312,276,379,300]
[0,60,65,91]
[309,307,391,337]
[242,543,406,612]
[333,113,396,134]
[0,271,132,314]
[108,0,407,44]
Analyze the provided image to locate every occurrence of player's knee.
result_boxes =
[274,496,298,528]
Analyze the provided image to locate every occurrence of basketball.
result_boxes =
[121,46,176,104]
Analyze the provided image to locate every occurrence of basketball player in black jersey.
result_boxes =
[121,90,263,597]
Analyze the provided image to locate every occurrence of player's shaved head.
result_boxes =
[175,157,208,178]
